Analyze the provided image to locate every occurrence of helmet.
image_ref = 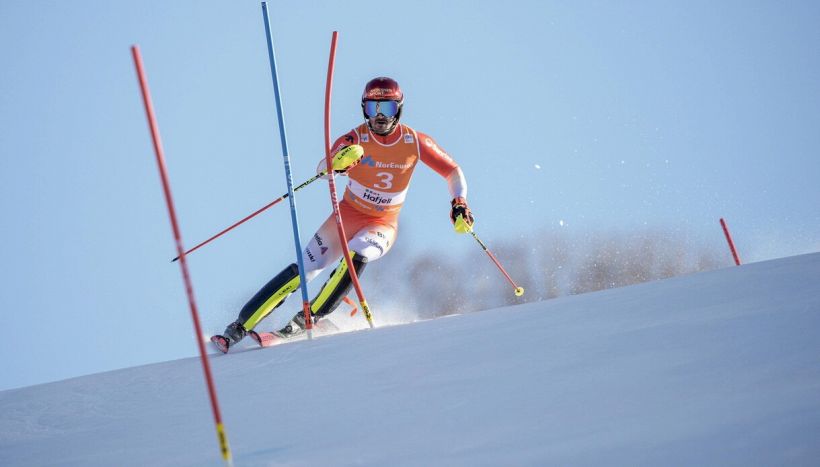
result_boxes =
[362,76,403,101]
[361,77,404,134]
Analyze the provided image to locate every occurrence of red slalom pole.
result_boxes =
[323,31,375,327]
[131,45,233,466]
[720,218,742,266]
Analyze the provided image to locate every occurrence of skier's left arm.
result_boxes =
[417,132,474,233]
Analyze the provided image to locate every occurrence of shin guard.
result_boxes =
[310,253,367,320]
[238,263,301,330]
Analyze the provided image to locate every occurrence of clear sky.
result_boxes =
[1,0,819,391]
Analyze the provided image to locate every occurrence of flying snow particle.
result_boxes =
[534,164,541,170]
[559,220,565,227]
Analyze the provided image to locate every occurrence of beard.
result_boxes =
[369,116,397,135]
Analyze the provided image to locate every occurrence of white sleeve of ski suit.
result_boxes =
[446,167,467,200]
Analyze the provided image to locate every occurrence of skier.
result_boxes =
[212,76,474,352]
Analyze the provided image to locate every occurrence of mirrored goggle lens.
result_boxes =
[364,100,399,118]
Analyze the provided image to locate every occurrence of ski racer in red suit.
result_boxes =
[213,77,474,352]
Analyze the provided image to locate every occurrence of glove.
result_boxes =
[450,197,474,233]
[331,144,364,174]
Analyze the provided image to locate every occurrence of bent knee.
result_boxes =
[349,232,393,262]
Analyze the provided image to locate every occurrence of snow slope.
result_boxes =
[2,253,819,466]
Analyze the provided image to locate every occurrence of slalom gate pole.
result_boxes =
[171,171,326,262]
[261,2,314,337]
[323,31,375,327]
[469,229,525,297]
[131,45,233,467]
[720,218,742,265]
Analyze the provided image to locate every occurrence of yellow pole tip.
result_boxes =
[514,287,525,297]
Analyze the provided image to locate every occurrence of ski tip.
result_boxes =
[210,335,230,354]
[248,330,261,345]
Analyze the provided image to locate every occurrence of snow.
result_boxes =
[2,253,820,466]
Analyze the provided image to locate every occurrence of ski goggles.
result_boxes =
[363,100,400,118]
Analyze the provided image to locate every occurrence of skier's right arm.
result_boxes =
[316,130,361,177]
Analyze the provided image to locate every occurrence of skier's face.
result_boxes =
[363,100,400,135]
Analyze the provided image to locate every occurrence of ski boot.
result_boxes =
[273,312,309,339]
[210,320,247,354]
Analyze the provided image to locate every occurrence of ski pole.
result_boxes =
[170,147,361,261]
[466,225,524,297]
[171,172,324,262]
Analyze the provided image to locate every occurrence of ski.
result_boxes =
[210,335,230,354]
[248,330,286,348]
[211,319,341,353]
[248,319,340,348]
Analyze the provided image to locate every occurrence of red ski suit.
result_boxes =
[302,122,466,278]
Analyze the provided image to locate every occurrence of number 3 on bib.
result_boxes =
[373,172,394,190]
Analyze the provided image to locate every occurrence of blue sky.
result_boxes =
[1,1,819,391]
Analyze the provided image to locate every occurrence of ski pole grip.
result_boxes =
[453,214,473,234]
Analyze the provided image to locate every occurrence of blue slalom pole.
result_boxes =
[261,2,313,338]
